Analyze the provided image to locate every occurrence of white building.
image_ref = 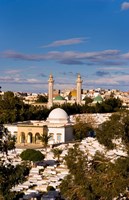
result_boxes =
[5,108,74,146]
[47,108,73,145]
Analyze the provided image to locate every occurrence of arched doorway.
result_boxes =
[35,132,40,144]
[20,132,25,143]
[27,132,33,143]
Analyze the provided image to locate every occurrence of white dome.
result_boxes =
[47,108,69,124]
[49,108,68,119]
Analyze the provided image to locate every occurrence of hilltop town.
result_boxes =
[1,0,129,199]
[1,74,129,108]
[1,74,129,199]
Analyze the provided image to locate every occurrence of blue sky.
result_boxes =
[0,0,129,93]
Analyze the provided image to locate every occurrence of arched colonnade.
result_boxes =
[19,132,41,144]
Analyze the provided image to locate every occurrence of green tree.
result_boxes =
[73,118,94,140]
[40,129,51,149]
[0,93,123,124]
[0,126,16,155]
[0,129,30,200]
[104,97,122,111]
[36,95,48,103]
[60,145,91,200]
[47,186,55,191]
[0,127,30,198]
[0,160,30,200]
[0,91,31,123]
[96,111,129,150]
[20,149,45,162]
[61,103,82,115]
[60,145,129,200]
[52,148,63,162]
[83,96,93,104]
[94,97,123,113]
[7,135,16,151]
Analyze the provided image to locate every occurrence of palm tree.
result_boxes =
[52,148,63,162]
[40,133,51,149]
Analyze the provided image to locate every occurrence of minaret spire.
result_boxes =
[76,73,83,104]
[48,74,54,108]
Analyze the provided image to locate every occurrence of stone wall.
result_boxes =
[71,113,112,127]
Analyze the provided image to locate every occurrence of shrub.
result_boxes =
[47,186,55,191]
[20,149,45,162]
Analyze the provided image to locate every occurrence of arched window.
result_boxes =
[49,133,54,140]
[57,133,62,143]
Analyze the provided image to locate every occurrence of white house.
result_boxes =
[47,108,73,144]
[5,108,74,146]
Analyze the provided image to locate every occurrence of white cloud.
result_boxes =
[121,1,129,10]
[122,52,129,59]
[98,67,128,71]
[1,71,129,92]
[42,37,86,48]
[1,49,129,69]
[86,75,129,88]
[87,77,119,85]
[5,69,21,75]
[0,76,44,85]
[1,49,120,63]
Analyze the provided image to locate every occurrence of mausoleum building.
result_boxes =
[16,108,73,146]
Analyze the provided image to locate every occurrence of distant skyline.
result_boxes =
[0,0,129,93]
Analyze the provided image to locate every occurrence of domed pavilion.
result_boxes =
[47,108,73,144]
[53,95,66,105]
[17,108,73,146]
[92,95,103,104]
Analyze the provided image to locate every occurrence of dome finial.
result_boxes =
[48,74,54,83]
[77,73,81,78]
